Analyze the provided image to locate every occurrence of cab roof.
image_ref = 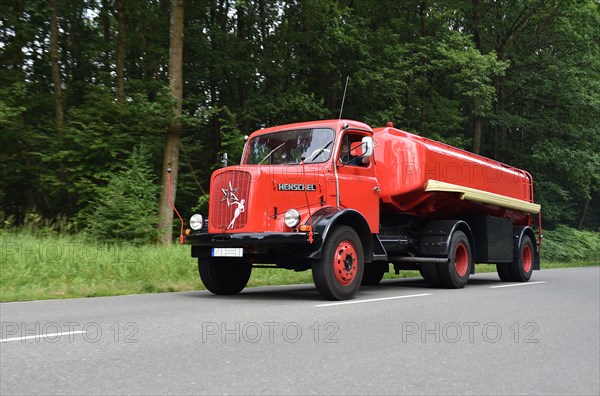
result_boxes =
[248,119,372,138]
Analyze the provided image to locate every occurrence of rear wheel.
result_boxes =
[498,235,534,282]
[439,230,472,289]
[312,226,364,300]
[362,261,387,286]
[198,258,252,295]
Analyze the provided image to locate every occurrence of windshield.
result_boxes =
[244,128,335,165]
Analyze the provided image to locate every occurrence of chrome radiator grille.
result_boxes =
[209,170,251,231]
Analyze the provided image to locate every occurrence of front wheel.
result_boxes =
[198,258,252,295]
[438,230,472,289]
[312,226,364,300]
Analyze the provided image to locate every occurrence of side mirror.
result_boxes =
[222,152,228,167]
[362,136,374,158]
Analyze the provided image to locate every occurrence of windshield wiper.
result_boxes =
[258,142,286,165]
[307,140,333,162]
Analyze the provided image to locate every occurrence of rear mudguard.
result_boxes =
[513,226,541,270]
[419,220,475,273]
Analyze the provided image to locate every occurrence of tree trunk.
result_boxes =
[158,0,184,245]
[496,82,507,160]
[69,2,85,106]
[116,0,126,103]
[10,1,35,212]
[472,0,483,154]
[236,2,247,110]
[50,0,68,215]
[100,0,111,44]
[100,0,112,77]
[208,0,221,163]
[472,112,483,154]
[577,196,591,230]
[492,50,506,160]
[50,0,64,129]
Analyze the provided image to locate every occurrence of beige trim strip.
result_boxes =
[424,180,541,214]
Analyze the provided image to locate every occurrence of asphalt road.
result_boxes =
[1,266,599,395]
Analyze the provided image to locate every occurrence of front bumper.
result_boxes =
[187,231,323,260]
[186,231,320,246]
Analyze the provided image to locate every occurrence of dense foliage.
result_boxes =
[83,145,159,244]
[1,0,599,237]
[540,226,600,263]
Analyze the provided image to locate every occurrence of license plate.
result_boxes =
[211,247,243,257]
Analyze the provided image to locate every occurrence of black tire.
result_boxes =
[496,263,512,281]
[361,261,387,286]
[420,262,443,287]
[198,258,252,295]
[312,225,364,300]
[496,236,534,282]
[438,230,472,289]
[508,235,534,282]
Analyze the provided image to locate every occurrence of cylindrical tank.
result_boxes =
[373,127,539,224]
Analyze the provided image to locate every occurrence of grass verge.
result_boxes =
[1,229,598,302]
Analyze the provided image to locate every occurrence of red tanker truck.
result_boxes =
[185,119,542,300]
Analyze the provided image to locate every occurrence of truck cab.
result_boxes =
[187,120,379,299]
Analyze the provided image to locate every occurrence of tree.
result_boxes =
[158,0,184,244]
[85,145,159,244]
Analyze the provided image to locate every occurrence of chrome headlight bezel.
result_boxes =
[284,209,300,228]
[189,214,204,230]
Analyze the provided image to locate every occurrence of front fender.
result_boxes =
[306,207,374,262]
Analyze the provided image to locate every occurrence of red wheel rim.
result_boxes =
[522,244,533,273]
[454,243,469,277]
[333,240,358,286]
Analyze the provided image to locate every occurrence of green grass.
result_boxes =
[0,230,321,302]
[1,228,598,302]
[0,230,198,302]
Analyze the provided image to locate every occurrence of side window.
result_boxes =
[339,133,369,167]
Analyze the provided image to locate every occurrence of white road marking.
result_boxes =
[316,293,431,307]
[490,281,546,289]
[1,330,86,343]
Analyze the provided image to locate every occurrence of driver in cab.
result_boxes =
[339,135,369,166]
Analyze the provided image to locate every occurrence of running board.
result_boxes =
[373,234,409,261]
[389,256,449,263]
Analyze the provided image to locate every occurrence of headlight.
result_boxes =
[284,209,300,228]
[189,214,204,230]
